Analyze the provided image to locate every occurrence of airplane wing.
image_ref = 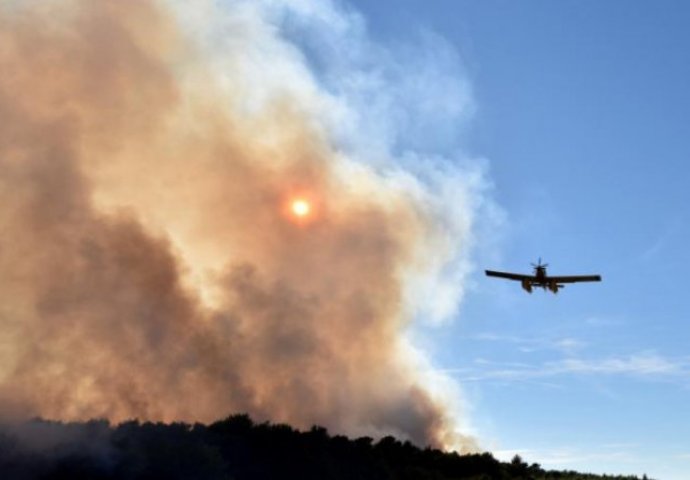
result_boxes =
[547,275,602,283]
[485,270,535,282]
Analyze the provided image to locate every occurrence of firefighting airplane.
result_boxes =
[485,259,601,294]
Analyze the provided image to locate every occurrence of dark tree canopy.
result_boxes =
[0,416,653,480]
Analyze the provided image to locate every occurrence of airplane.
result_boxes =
[485,259,601,294]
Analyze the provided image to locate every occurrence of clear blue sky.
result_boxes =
[348,1,690,478]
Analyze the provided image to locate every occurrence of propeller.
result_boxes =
[531,258,548,269]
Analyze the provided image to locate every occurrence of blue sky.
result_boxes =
[347,1,690,478]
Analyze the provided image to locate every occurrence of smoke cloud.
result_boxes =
[0,0,484,450]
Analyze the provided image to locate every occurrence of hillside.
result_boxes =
[0,415,652,480]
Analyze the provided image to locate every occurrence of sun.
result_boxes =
[291,199,311,218]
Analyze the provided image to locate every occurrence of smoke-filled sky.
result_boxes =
[0,0,488,452]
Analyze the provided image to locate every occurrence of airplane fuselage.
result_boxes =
[521,266,563,293]
[523,269,560,293]
[534,266,546,282]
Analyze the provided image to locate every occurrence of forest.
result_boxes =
[0,415,653,480]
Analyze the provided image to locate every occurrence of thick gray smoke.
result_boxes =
[0,0,483,450]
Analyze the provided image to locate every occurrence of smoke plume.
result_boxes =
[0,0,483,450]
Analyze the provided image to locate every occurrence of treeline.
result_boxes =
[0,415,652,480]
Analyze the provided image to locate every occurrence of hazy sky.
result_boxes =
[348,1,690,478]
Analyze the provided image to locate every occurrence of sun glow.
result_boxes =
[291,199,311,217]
